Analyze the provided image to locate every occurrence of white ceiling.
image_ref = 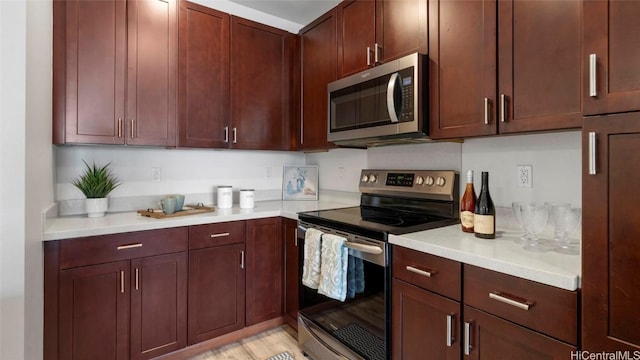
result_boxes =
[228,0,341,27]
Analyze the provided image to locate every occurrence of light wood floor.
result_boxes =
[188,326,306,360]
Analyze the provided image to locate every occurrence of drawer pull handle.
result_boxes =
[210,232,230,238]
[117,243,142,250]
[406,265,436,278]
[489,292,533,310]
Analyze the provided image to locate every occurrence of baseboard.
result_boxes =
[156,317,285,360]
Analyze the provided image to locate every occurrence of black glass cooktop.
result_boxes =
[298,205,459,238]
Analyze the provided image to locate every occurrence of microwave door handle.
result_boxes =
[387,73,401,123]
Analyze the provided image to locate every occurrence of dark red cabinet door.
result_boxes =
[300,9,337,150]
[188,242,245,344]
[126,0,177,146]
[337,0,376,77]
[428,0,497,139]
[230,17,292,150]
[246,217,283,326]
[283,218,299,329]
[376,0,427,63]
[584,0,640,115]
[463,306,576,360]
[178,2,230,148]
[392,279,461,360]
[59,261,130,360]
[498,0,582,133]
[130,252,187,360]
[54,0,127,145]
[582,113,640,352]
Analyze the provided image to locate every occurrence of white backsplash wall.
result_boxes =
[55,146,305,213]
[305,148,368,193]
[461,131,582,208]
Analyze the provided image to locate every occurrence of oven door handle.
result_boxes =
[345,241,383,255]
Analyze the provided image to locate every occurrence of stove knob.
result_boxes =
[425,176,435,186]
[361,175,369,183]
[369,174,377,183]
[436,176,446,186]
[415,176,424,185]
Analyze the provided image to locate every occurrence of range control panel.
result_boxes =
[359,170,458,201]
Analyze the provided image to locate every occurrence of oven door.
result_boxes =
[297,223,390,360]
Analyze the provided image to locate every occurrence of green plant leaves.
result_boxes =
[72,160,121,198]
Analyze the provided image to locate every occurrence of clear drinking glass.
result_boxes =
[522,202,549,252]
[552,206,582,255]
[511,202,529,244]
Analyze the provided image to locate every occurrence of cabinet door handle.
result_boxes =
[294,228,298,247]
[500,94,506,122]
[366,46,372,66]
[210,232,230,238]
[446,314,455,347]
[489,292,533,310]
[589,53,597,97]
[240,250,245,269]
[484,98,490,125]
[232,127,237,144]
[588,132,597,175]
[120,270,125,293]
[374,43,381,64]
[135,268,139,290]
[406,265,436,278]
[130,119,135,138]
[224,126,229,143]
[117,243,143,250]
[464,321,472,355]
[117,118,123,138]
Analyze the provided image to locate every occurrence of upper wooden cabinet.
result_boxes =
[429,0,582,139]
[497,0,582,133]
[53,0,177,146]
[583,0,640,115]
[582,113,640,352]
[178,2,230,148]
[230,17,293,150]
[337,0,427,78]
[300,9,337,150]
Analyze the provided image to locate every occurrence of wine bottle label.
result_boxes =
[461,211,474,228]
[474,214,495,235]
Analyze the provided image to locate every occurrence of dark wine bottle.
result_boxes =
[460,170,476,233]
[474,171,496,239]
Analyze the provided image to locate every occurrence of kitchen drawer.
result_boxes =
[463,265,578,345]
[392,245,461,301]
[189,221,245,250]
[59,227,188,269]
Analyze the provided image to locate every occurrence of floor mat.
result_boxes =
[332,323,385,360]
[265,351,295,360]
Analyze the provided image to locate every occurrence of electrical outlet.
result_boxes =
[151,167,161,183]
[338,167,345,179]
[517,165,532,188]
[265,167,273,178]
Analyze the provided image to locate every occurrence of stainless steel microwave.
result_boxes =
[327,52,428,147]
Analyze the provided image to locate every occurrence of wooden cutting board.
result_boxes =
[137,205,215,219]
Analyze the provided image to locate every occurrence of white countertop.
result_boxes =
[43,200,353,241]
[389,225,581,291]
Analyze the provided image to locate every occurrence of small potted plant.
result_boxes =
[72,160,121,218]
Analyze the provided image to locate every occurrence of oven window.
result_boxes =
[299,251,387,360]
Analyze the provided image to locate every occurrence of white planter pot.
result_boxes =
[86,198,108,218]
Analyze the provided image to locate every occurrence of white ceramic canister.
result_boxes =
[217,186,233,209]
[239,189,255,209]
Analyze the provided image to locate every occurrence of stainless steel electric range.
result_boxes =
[296,169,460,360]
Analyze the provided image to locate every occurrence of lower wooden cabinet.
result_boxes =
[463,306,576,359]
[282,218,299,329]
[49,227,189,360]
[246,217,284,326]
[188,242,245,344]
[392,278,461,360]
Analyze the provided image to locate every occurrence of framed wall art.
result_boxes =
[282,165,319,200]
